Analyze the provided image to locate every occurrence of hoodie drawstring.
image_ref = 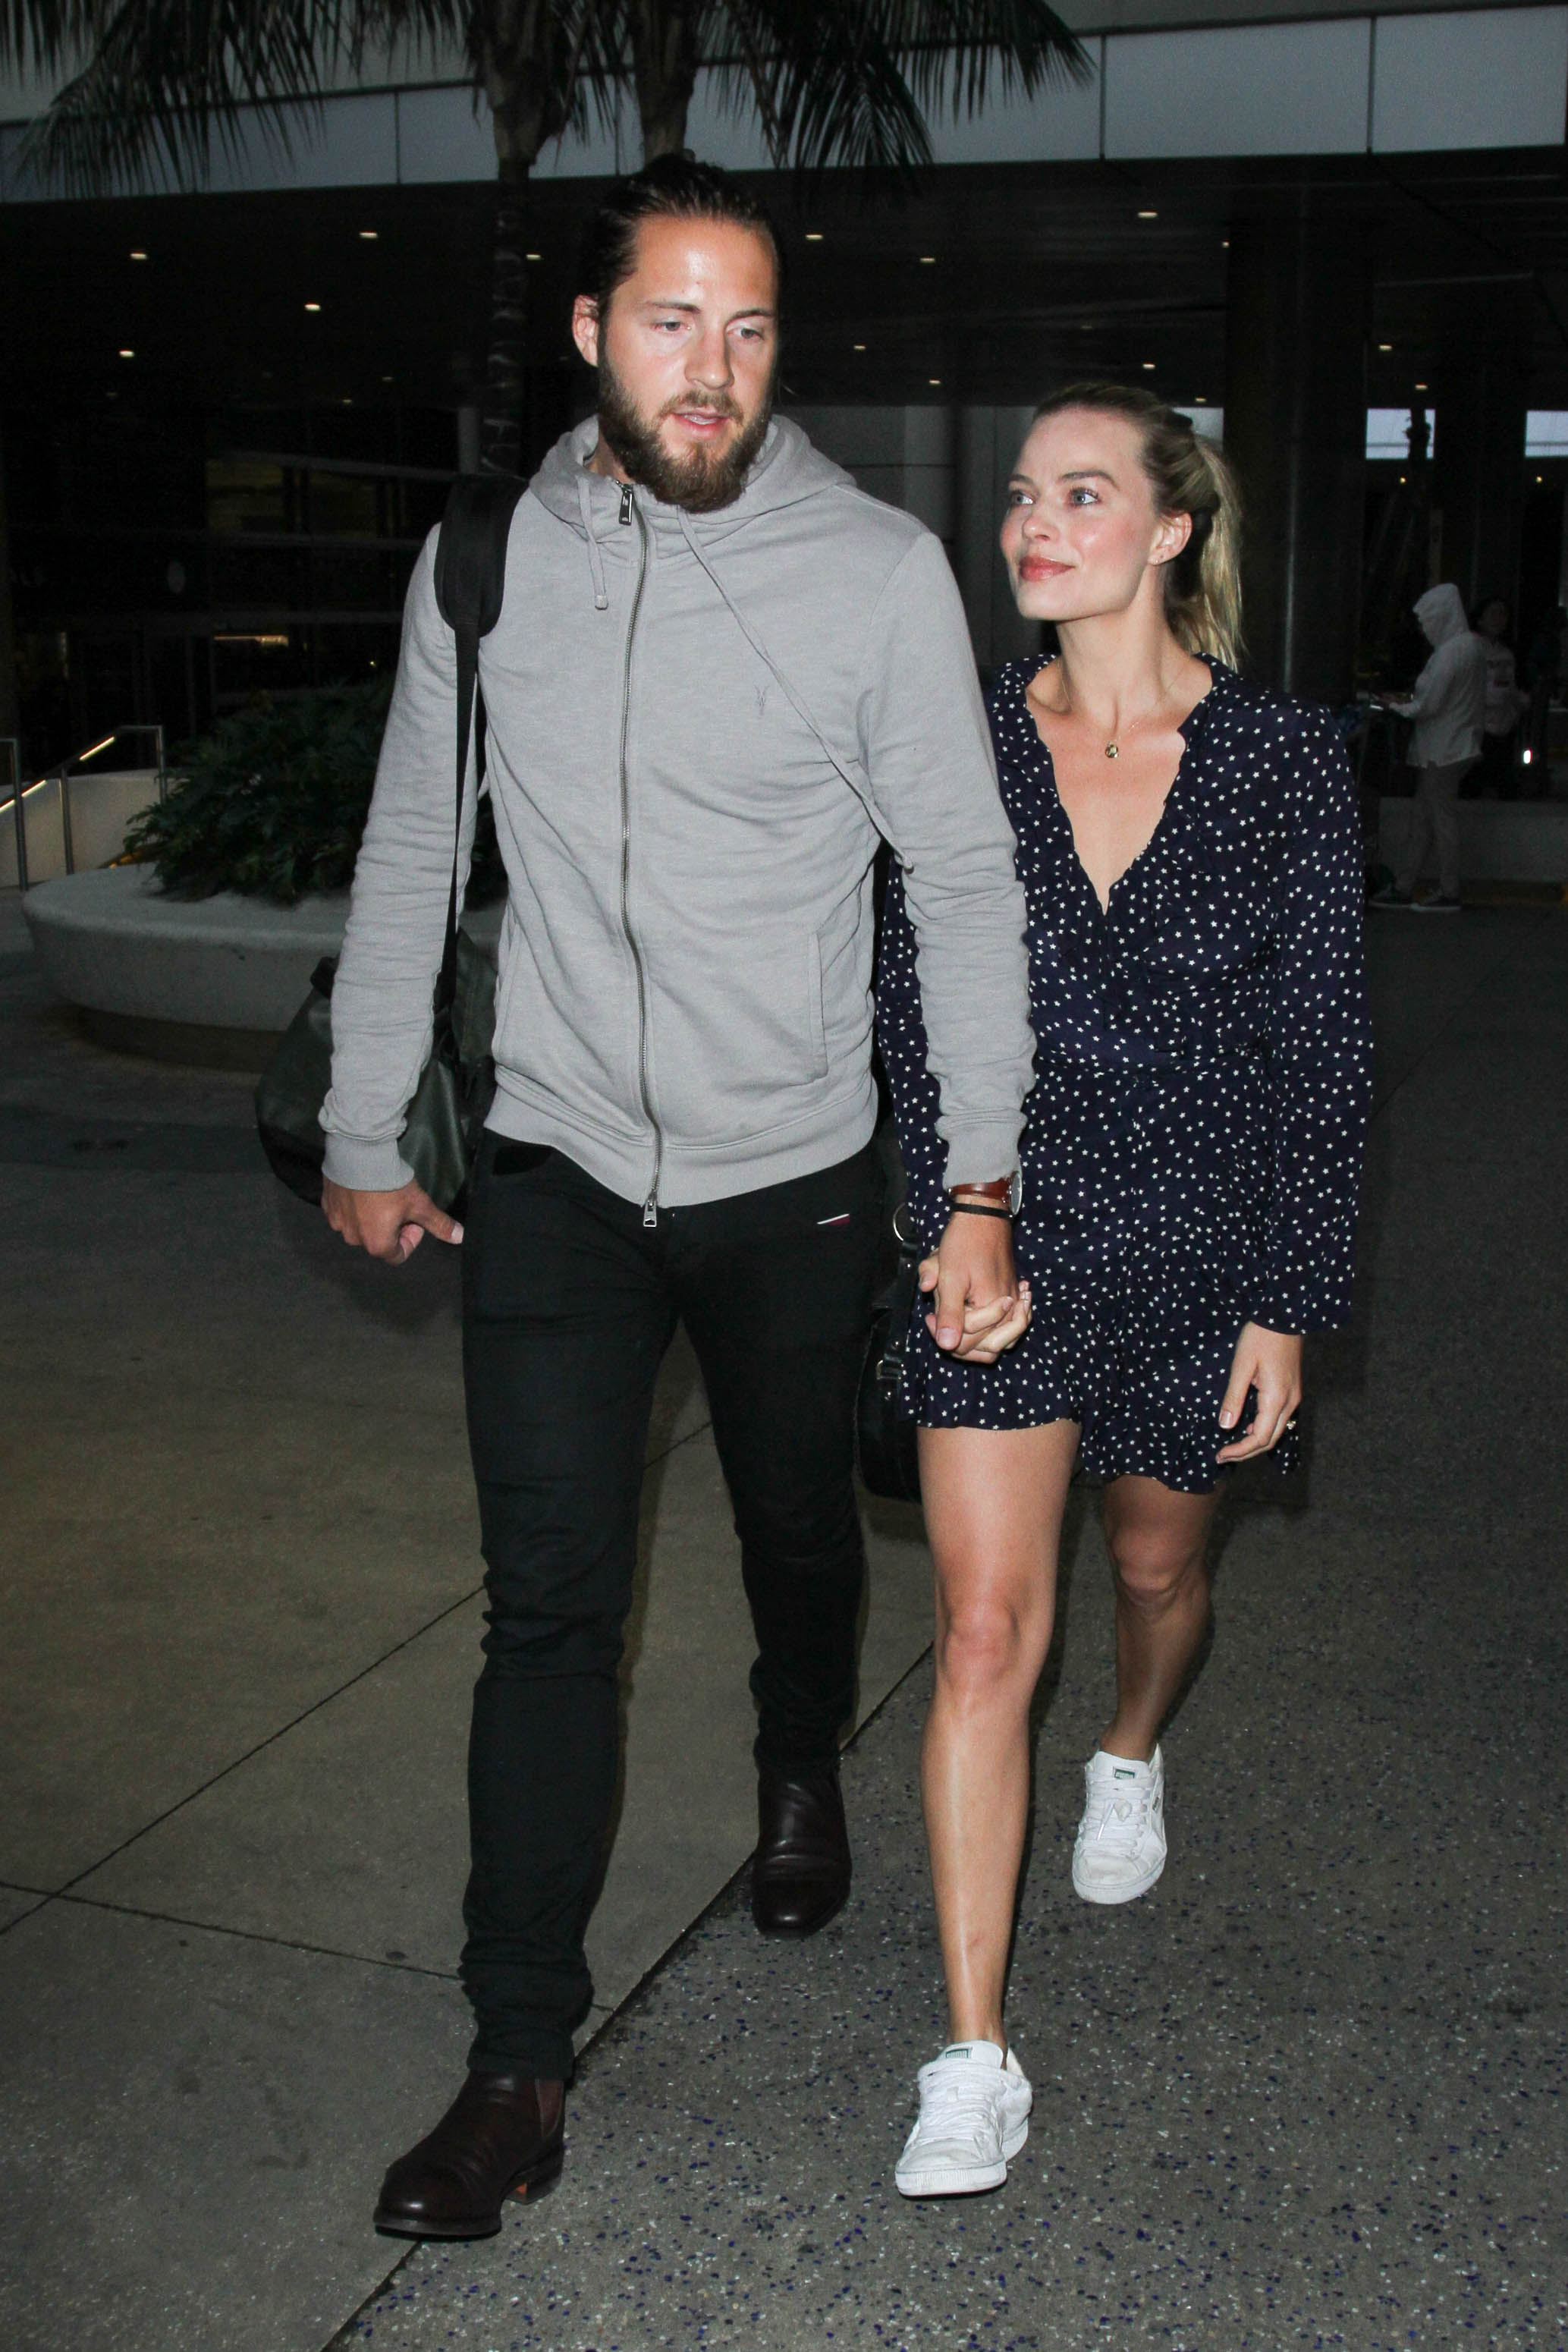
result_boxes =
[578,473,609,612]
[673,508,878,824]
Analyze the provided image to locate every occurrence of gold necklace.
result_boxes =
[1043,659,1152,757]
[1038,656,1129,759]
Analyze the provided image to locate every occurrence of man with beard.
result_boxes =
[320,155,1034,2237]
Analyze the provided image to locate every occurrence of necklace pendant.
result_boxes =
[1105,741,1120,759]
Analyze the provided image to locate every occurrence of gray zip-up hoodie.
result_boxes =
[322,415,1033,1210]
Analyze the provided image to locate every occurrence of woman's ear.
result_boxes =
[1149,509,1194,570]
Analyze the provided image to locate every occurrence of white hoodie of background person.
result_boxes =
[1392,583,1488,769]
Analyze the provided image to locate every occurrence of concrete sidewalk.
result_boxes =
[0,891,932,2352]
[5,898,1566,2350]
[344,904,1568,2350]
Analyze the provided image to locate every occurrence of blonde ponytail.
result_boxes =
[1029,384,1245,669]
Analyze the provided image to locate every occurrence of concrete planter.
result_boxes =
[20,866,350,1068]
[23,866,505,1069]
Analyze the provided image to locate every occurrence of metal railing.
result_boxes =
[5,724,167,891]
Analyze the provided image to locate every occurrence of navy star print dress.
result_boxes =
[877,655,1373,1493]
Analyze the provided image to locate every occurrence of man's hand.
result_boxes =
[920,1213,1029,1362]
[322,1177,463,1265]
[1216,1322,1302,1461]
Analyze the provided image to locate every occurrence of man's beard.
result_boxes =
[596,352,773,514]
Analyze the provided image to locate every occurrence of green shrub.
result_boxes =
[125,681,504,907]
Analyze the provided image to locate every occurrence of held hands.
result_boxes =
[1216,1322,1302,1462]
[322,1177,463,1266]
[920,1215,1033,1364]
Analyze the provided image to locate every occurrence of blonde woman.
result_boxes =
[877,386,1372,2197]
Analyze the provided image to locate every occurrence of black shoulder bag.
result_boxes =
[853,1200,923,1501]
[254,473,526,1211]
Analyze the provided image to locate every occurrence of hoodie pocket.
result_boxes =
[651,924,830,1140]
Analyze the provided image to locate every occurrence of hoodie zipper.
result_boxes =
[618,486,662,1225]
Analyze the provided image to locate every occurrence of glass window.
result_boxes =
[1366,408,1435,461]
[306,470,382,538]
[206,458,291,533]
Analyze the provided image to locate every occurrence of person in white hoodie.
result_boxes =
[1373,583,1488,913]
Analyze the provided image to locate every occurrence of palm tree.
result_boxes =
[2,2,1084,464]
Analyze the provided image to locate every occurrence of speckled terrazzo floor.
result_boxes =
[337,911,1568,2352]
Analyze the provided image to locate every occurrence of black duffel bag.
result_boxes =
[255,931,498,1211]
[255,474,525,1211]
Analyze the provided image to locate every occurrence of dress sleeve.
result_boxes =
[875,857,955,1254]
[1256,709,1374,1332]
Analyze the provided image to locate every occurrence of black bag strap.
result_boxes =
[875,1203,924,1391]
[430,473,526,1017]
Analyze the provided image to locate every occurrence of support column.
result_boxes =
[1223,197,1371,703]
[1431,285,1532,617]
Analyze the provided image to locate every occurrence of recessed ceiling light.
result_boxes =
[1194,395,1208,404]
[525,250,542,260]
[1221,238,1230,248]
[1414,381,1428,391]
[342,396,354,406]
[929,377,941,385]
[919,254,936,264]
[1378,342,1392,351]
[118,347,134,358]
[853,342,866,351]
[359,228,378,241]
[305,301,322,312]
[1138,209,1158,219]
[805,231,824,243]
[1142,361,1156,371]
[382,373,394,383]
[129,249,147,261]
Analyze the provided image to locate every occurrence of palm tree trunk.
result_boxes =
[632,1,702,160]
[477,0,583,475]
[482,165,534,474]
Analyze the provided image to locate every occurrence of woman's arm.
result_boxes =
[1256,711,1375,1333]
[878,861,1035,1361]
[875,858,958,1254]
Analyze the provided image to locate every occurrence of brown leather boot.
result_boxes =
[373,2071,565,2239]
[751,1764,851,1938]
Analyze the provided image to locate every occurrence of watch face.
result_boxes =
[1008,1169,1023,1217]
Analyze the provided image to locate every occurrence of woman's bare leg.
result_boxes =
[1098,1475,1220,1761]
[919,1421,1080,2046]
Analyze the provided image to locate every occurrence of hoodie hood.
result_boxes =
[529,413,856,543]
[1414,583,1470,648]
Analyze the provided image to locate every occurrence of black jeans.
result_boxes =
[459,1132,884,2078]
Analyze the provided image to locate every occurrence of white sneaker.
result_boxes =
[1071,1745,1167,1905]
[894,2040,1032,2199]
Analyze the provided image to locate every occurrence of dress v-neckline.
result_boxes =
[1022,656,1218,919]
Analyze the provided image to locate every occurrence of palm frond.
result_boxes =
[13,0,617,195]
[869,0,1092,110]
[17,0,435,193]
[726,0,932,176]
[0,0,95,72]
